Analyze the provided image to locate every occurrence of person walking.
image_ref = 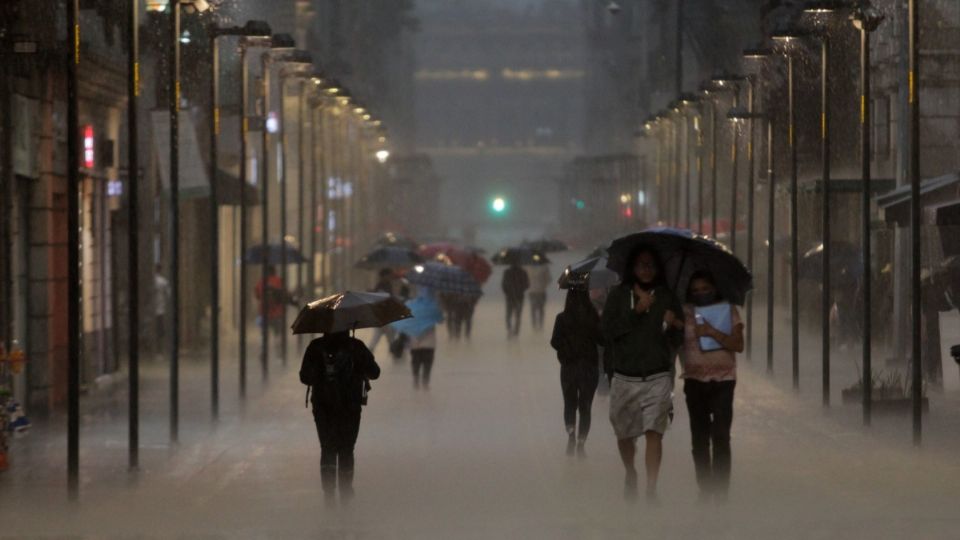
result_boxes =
[680,271,743,503]
[154,265,170,356]
[255,265,289,338]
[602,246,684,502]
[367,269,399,353]
[527,264,552,331]
[550,289,604,458]
[393,287,444,390]
[502,262,529,338]
[299,330,381,504]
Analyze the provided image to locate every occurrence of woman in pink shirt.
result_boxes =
[680,271,744,503]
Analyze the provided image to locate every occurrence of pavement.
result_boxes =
[3,258,960,539]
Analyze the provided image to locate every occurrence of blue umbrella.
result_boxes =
[606,227,753,305]
[391,289,444,338]
[243,241,308,264]
[406,262,483,297]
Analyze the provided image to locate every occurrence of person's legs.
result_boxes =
[411,350,424,388]
[420,349,435,389]
[464,302,475,339]
[709,380,736,499]
[560,364,578,454]
[337,410,362,501]
[684,379,713,496]
[513,298,524,335]
[617,438,638,499]
[314,412,337,498]
[643,431,663,500]
[577,367,600,443]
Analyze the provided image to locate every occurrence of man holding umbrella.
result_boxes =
[295,291,411,504]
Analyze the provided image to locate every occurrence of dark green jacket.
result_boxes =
[601,284,684,377]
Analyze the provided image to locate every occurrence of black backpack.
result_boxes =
[301,341,369,408]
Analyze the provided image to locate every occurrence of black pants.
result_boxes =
[411,348,435,388]
[506,297,524,336]
[529,292,546,330]
[463,302,476,339]
[683,379,736,495]
[313,406,362,496]
[560,362,599,440]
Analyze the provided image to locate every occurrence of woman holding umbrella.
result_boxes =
[392,282,445,390]
[601,246,684,502]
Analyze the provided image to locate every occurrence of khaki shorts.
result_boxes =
[609,372,673,439]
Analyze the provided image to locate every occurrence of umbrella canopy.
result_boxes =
[355,246,425,270]
[587,245,610,259]
[291,291,412,335]
[406,262,483,297]
[376,232,420,250]
[800,242,862,279]
[492,247,550,266]
[558,256,621,290]
[521,238,569,253]
[243,241,308,264]
[607,227,753,305]
[391,291,445,338]
[419,243,493,284]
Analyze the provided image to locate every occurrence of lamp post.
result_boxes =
[236,32,273,399]
[743,46,776,373]
[699,82,720,238]
[208,20,270,417]
[803,0,856,408]
[711,74,745,253]
[67,0,80,498]
[258,38,307,379]
[127,0,140,471]
[771,27,804,391]
[679,94,700,228]
[851,2,883,426]
[908,0,921,446]
[276,62,313,366]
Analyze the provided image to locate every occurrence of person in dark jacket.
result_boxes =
[550,289,604,458]
[502,263,530,338]
[602,246,684,502]
[299,331,381,504]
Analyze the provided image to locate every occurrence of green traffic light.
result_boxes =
[491,197,507,214]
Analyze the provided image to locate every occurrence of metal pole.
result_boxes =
[67,0,81,499]
[766,116,776,374]
[308,102,319,299]
[710,100,718,237]
[860,24,873,427]
[685,113,693,227]
[674,117,682,227]
[697,110,704,234]
[821,37,832,408]
[279,78,288,366]
[169,0,181,444]
[909,0,922,446]
[730,86,740,254]
[209,32,220,419]
[789,54,800,391]
[238,45,249,398]
[261,54,271,381]
[297,81,306,306]
[127,0,140,469]
[675,0,683,96]
[745,79,756,361]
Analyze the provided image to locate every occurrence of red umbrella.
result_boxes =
[418,243,493,284]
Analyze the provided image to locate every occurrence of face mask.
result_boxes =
[691,292,717,306]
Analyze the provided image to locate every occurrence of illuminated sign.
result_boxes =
[83,125,95,168]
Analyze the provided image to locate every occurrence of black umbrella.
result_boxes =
[491,247,550,266]
[558,256,620,290]
[607,227,753,305]
[406,262,484,297]
[355,246,424,270]
[243,241,308,264]
[800,242,862,280]
[522,238,569,253]
[291,291,412,334]
[587,245,610,259]
[375,232,420,251]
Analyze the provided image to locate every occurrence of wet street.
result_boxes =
[3,262,960,539]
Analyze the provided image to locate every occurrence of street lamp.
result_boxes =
[678,94,700,229]
[730,106,776,375]
[802,0,856,408]
[259,41,311,379]
[236,31,274,399]
[711,73,745,254]
[168,0,211,444]
[851,0,884,427]
[770,25,805,391]
[208,20,270,418]
[698,81,723,239]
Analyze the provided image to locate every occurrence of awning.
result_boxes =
[877,172,960,226]
[798,178,896,194]
[151,110,210,199]
[927,199,960,226]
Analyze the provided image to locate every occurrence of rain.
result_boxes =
[2,0,960,538]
